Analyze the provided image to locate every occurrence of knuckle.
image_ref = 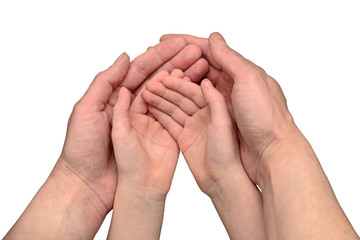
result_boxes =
[94,70,105,80]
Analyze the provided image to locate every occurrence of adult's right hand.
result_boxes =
[161,33,296,185]
[161,33,359,240]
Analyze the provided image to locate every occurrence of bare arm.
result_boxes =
[4,36,208,239]
[163,32,359,239]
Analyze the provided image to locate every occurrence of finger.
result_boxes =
[109,71,169,108]
[129,89,148,115]
[208,32,257,83]
[200,79,232,128]
[148,106,183,141]
[113,87,132,137]
[183,58,209,83]
[170,69,185,78]
[160,34,208,54]
[162,76,207,108]
[81,53,130,109]
[160,34,220,69]
[131,44,202,95]
[183,77,192,82]
[205,65,223,86]
[145,80,200,115]
[142,89,189,126]
[149,71,170,83]
[120,37,187,91]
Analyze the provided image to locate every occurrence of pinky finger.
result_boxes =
[148,106,183,141]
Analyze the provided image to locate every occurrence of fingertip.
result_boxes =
[184,76,192,82]
[201,78,225,107]
[160,34,177,42]
[152,71,170,83]
[141,88,150,100]
[114,87,131,122]
[170,69,184,78]
[141,89,158,106]
[119,86,129,95]
[114,52,130,65]
[201,79,214,90]
[209,32,226,45]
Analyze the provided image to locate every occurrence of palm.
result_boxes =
[60,107,117,211]
[176,108,223,193]
[112,85,180,195]
[178,108,209,154]
[126,113,179,193]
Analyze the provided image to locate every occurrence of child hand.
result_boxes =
[142,71,247,196]
[112,71,179,199]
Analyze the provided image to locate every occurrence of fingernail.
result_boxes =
[114,52,127,64]
[202,79,212,89]
[211,32,225,44]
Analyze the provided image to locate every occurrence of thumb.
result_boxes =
[113,87,132,138]
[208,33,252,81]
[81,52,130,107]
[200,79,232,127]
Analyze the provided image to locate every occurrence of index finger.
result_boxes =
[160,34,220,69]
[120,37,187,91]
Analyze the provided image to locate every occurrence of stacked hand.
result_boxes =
[4,33,358,240]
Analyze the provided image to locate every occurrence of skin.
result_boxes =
[142,72,265,239]
[4,37,209,240]
[161,33,359,239]
[108,70,182,240]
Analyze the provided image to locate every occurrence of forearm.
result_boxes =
[209,172,266,240]
[4,165,108,239]
[107,181,166,240]
[259,130,359,239]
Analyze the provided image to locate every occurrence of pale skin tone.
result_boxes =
[161,33,359,239]
[108,70,182,239]
[5,32,358,240]
[142,71,265,239]
[4,37,209,239]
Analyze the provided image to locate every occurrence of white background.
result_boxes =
[1,1,359,239]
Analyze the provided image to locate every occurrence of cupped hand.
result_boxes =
[142,72,244,196]
[54,36,209,218]
[161,33,296,184]
[112,71,180,198]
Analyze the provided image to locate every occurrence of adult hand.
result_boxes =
[56,36,208,215]
[5,36,208,240]
[161,33,359,239]
[142,74,265,239]
[161,33,294,184]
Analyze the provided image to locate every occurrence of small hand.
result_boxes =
[161,33,296,184]
[112,71,179,197]
[142,73,243,195]
[107,70,181,240]
[55,36,209,216]
[142,72,265,239]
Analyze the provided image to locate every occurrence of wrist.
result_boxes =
[256,125,320,188]
[50,160,110,220]
[115,178,168,203]
[207,169,266,240]
[206,169,247,200]
[108,179,166,239]
[5,160,109,240]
